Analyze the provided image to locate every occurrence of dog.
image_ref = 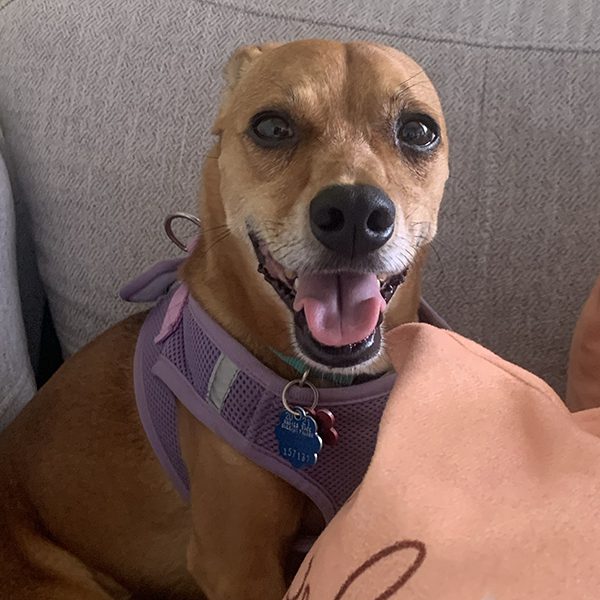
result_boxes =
[0,39,449,600]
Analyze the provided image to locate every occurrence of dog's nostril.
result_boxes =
[315,207,345,232]
[367,209,394,233]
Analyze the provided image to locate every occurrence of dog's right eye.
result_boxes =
[248,112,296,148]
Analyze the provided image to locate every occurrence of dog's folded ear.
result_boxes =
[212,43,282,134]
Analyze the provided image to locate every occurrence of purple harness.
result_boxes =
[121,257,448,524]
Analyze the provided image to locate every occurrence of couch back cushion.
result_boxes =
[1,0,599,395]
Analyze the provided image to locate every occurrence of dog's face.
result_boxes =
[213,40,449,375]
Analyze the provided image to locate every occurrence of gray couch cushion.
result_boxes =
[0,130,36,429]
[0,0,598,396]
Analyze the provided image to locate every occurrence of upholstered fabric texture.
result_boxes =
[567,275,600,411]
[0,134,36,429]
[0,0,598,396]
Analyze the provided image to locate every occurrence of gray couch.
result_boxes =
[1,0,598,429]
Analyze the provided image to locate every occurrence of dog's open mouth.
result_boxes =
[250,234,407,369]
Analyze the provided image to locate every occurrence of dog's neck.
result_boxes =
[181,149,425,382]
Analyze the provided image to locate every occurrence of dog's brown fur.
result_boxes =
[0,40,448,599]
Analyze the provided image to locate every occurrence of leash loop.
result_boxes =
[164,212,201,252]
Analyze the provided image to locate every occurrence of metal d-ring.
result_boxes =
[164,212,201,252]
[281,370,319,417]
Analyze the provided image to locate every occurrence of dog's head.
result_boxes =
[205,40,448,376]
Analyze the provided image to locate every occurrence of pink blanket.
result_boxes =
[285,277,600,599]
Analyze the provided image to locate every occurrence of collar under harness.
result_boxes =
[121,256,448,524]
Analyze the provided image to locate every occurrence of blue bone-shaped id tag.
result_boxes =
[275,407,323,469]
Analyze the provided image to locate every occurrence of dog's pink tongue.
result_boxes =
[293,272,386,347]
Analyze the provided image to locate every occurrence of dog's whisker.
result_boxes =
[429,242,443,267]
[414,237,445,278]
[413,235,430,250]
[393,69,426,97]
[429,237,452,251]
[270,240,306,263]
[399,69,425,87]
[200,223,230,235]
[398,249,414,265]
[409,221,431,228]
[397,80,429,95]
[198,230,232,257]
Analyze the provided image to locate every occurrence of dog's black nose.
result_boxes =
[309,184,396,258]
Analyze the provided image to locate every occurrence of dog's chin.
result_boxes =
[249,232,408,375]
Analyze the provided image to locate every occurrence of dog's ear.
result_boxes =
[212,43,282,134]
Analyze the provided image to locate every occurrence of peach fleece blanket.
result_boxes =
[285,276,600,600]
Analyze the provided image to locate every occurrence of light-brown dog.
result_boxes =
[0,40,448,600]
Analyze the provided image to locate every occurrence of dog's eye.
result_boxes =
[249,112,296,148]
[396,115,439,151]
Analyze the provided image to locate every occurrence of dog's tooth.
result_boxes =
[293,279,299,290]
[284,269,296,280]
[377,274,386,283]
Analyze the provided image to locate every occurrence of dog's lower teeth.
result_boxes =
[284,269,296,280]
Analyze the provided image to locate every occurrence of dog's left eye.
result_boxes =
[249,112,296,148]
[395,114,440,152]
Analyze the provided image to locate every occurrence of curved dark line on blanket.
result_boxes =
[286,556,314,600]
[334,540,426,600]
